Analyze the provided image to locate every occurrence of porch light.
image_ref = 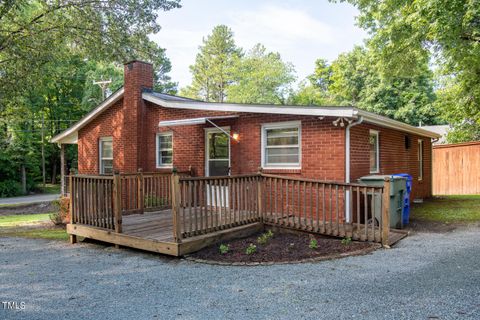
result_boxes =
[232,133,239,141]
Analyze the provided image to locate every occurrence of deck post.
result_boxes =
[113,170,122,235]
[171,171,182,243]
[381,177,391,246]
[257,173,263,221]
[60,144,66,195]
[137,168,144,214]
[68,168,77,244]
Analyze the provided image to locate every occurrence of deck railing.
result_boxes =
[261,174,387,243]
[175,173,390,245]
[70,175,115,230]
[176,174,261,239]
[70,171,391,246]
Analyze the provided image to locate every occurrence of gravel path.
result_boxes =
[1,228,479,320]
[0,194,59,206]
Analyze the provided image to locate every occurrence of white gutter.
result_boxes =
[356,109,440,139]
[158,115,239,127]
[345,116,363,223]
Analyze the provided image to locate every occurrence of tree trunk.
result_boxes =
[21,165,26,194]
[51,160,57,185]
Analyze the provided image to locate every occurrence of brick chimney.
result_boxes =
[121,60,154,172]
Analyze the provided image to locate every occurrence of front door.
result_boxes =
[206,128,230,207]
[206,128,230,176]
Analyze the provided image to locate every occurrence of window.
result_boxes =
[418,139,424,180]
[99,137,113,174]
[262,121,301,168]
[369,130,379,173]
[156,132,173,168]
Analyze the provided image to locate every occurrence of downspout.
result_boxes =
[345,116,363,223]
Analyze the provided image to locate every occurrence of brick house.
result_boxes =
[52,60,440,205]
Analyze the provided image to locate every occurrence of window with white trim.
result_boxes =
[369,130,379,173]
[418,139,424,180]
[99,137,113,175]
[156,132,173,168]
[262,121,301,168]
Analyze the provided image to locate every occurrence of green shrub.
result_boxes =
[144,195,168,207]
[309,238,318,249]
[219,244,229,254]
[0,180,23,197]
[257,230,274,245]
[246,243,257,255]
[341,237,352,245]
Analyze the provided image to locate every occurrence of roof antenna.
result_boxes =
[93,79,112,99]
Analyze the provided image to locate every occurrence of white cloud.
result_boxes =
[151,2,365,89]
[230,5,334,48]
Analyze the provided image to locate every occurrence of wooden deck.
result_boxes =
[67,210,263,256]
[67,210,406,256]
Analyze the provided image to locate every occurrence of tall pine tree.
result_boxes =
[182,25,242,102]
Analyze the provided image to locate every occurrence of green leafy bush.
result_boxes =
[341,237,352,246]
[257,230,274,245]
[0,180,23,197]
[219,244,229,254]
[309,238,318,249]
[246,243,257,255]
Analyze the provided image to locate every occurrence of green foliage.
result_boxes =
[0,213,51,227]
[181,25,242,102]
[341,237,352,246]
[183,27,295,104]
[0,0,179,192]
[219,244,229,255]
[257,230,274,245]
[300,46,439,125]
[0,180,23,197]
[338,0,480,141]
[227,44,296,104]
[144,195,169,207]
[245,243,257,255]
[309,238,318,249]
[412,195,480,223]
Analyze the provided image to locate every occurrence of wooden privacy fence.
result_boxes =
[433,141,480,195]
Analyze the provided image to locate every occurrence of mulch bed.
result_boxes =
[188,230,379,265]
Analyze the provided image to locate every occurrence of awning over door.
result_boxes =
[158,115,238,127]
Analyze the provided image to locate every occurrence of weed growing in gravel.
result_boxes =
[309,238,318,249]
[257,230,274,245]
[341,237,352,245]
[246,243,257,255]
[219,244,229,254]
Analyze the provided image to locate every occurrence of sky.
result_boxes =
[151,0,367,88]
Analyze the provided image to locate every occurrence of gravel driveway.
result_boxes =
[1,228,479,320]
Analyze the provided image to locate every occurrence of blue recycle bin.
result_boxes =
[393,174,412,225]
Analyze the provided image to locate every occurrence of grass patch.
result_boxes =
[412,195,480,223]
[0,228,68,240]
[36,183,60,194]
[0,213,52,227]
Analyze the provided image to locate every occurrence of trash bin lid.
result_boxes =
[359,175,406,181]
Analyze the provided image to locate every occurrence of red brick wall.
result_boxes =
[142,106,346,181]
[77,99,124,174]
[76,61,432,200]
[350,123,432,200]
